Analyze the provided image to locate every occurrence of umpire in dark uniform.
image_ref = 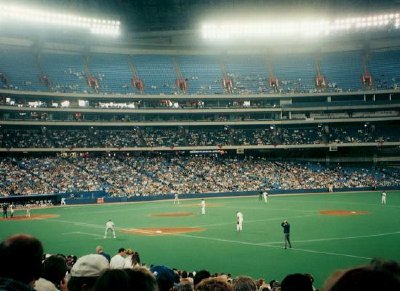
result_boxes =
[281,220,292,249]
[2,203,8,219]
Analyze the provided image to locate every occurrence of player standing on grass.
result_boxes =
[104,219,116,239]
[26,204,31,218]
[201,199,206,215]
[381,191,387,205]
[2,203,8,219]
[9,203,14,218]
[262,190,269,203]
[236,211,244,232]
[174,193,180,205]
[281,220,292,249]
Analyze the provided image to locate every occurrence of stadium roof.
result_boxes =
[2,0,400,51]
[7,0,400,32]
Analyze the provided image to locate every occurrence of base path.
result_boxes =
[319,210,369,216]
[121,227,206,236]
[0,214,59,221]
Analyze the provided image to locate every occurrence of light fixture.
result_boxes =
[202,11,400,40]
[0,3,120,36]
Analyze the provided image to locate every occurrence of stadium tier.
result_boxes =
[1,46,400,94]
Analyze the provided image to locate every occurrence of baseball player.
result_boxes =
[236,211,244,232]
[104,219,116,238]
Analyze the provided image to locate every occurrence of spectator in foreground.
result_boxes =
[110,248,126,269]
[151,265,180,291]
[232,276,257,291]
[323,259,400,291]
[0,233,44,291]
[35,255,68,291]
[195,277,234,291]
[125,268,158,291]
[96,245,111,263]
[67,254,109,291]
[193,270,211,287]
[93,267,158,291]
[280,273,313,291]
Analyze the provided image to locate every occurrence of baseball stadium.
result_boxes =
[1,1,400,290]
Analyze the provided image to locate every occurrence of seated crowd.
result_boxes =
[0,125,396,149]
[0,234,399,291]
[1,156,399,197]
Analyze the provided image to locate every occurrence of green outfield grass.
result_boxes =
[1,191,400,288]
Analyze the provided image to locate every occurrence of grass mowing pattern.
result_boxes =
[1,191,399,288]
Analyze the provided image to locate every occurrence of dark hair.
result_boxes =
[281,273,313,291]
[68,276,99,291]
[42,255,68,287]
[195,277,233,291]
[118,248,126,253]
[93,269,130,291]
[125,268,158,291]
[328,266,400,291]
[181,271,189,279]
[0,233,44,285]
[194,270,211,286]
[232,276,257,291]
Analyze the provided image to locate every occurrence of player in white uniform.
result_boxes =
[236,211,244,232]
[381,191,387,205]
[26,204,31,218]
[174,193,180,205]
[104,219,116,238]
[262,191,269,203]
[9,204,14,218]
[201,199,206,215]
[61,197,66,205]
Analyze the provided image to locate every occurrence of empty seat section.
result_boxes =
[369,49,400,90]
[272,54,315,93]
[41,52,87,93]
[133,55,176,95]
[177,55,225,95]
[89,53,132,94]
[224,56,268,94]
[0,45,46,91]
[320,51,363,92]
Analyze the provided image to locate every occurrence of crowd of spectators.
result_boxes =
[0,125,396,149]
[1,234,400,291]
[1,155,399,197]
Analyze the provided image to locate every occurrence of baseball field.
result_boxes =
[1,190,399,288]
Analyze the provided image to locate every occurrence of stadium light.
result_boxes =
[201,12,400,40]
[0,3,120,37]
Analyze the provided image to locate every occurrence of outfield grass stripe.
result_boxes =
[62,231,104,238]
[285,247,372,260]
[175,233,372,260]
[269,230,400,244]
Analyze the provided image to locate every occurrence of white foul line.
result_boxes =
[174,231,400,261]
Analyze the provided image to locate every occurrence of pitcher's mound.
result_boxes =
[121,227,205,236]
[320,210,369,216]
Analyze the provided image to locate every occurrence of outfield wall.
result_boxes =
[1,186,399,205]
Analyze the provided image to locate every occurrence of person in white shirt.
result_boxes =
[9,204,14,218]
[26,204,31,218]
[381,191,387,205]
[174,193,180,205]
[262,191,269,203]
[104,219,116,238]
[110,248,126,269]
[236,211,244,232]
[201,199,206,215]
